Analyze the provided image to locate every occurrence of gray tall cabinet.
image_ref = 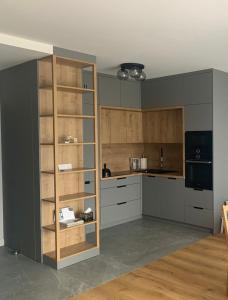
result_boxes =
[142,69,228,233]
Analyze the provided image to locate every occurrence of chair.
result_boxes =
[222,204,228,296]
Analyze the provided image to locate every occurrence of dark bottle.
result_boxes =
[102,163,111,178]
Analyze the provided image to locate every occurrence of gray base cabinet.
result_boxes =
[142,176,185,222]
[142,176,161,217]
[142,176,213,229]
[184,188,213,228]
[100,176,142,229]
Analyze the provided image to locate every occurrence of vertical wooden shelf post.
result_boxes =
[52,55,60,261]
[93,64,100,248]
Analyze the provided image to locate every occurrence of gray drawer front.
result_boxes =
[101,175,140,189]
[185,206,213,228]
[101,183,140,207]
[101,199,141,227]
[184,188,213,210]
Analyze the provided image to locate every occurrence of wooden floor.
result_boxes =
[71,235,228,300]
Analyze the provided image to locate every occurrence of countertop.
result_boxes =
[101,170,184,180]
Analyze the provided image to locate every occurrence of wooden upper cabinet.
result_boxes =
[110,109,127,143]
[100,108,143,144]
[100,108,111,144]
[143,111,161,143]
[126,111,143,143]
[101,107,183,144]
[143,108,183,144]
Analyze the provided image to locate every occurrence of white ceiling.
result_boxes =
[0,0,228,78]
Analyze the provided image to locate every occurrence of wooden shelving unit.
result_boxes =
[38,55,100,269]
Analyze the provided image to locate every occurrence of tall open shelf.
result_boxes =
[38,55,100,269]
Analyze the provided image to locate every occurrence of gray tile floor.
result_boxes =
[0,217,209,300]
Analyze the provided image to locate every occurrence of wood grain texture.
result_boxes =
[71,235,228,300]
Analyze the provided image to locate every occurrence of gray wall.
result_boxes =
[213,69,228,232]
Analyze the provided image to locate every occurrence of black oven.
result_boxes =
[185,131,213,190]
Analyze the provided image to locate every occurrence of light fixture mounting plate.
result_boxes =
[120,63,144,70]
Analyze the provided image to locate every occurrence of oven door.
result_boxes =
[185,160,213,190]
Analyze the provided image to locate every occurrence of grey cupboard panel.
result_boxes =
[101,175,140,189]
[82,70,94,105]
[160,178,185,222]
[98,75,121,106]
[83,119,94,142]
[120,80,141,108]
[101,183,140,207]
[141,70,212,108]
[101,199,141,228]
[142,176,185,222]
[185,206,213,228]
[142,176,161,217]
[184,188,213,210]
[182,71,213,105]
[184,103,213,131]
[141,76,184,108]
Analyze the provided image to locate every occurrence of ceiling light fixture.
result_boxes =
[117,63,146,81]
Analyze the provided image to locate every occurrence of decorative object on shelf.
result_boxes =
[79,207,94,222]
[58,163,73,172]
[59,207,84,228]
[102,163,111,178]
[63,135,78,144]
[117,63,146,81]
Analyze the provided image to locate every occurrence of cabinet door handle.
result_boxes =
[85,181,91,184]
[117,177,127,180]
[147,175,155,178]
[194,188,203,191]
[117,185,127,188]
[193,206,204,210]
[117,201,127,205]
[168,177,176,180]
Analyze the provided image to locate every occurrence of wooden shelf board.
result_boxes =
[42,192,96,203]
[57,85,94,93]
[41,143,95,146]
[57,114,95,119]
[39,86,52,90]
[44,241,97,260]
[58,142,95,146]
[40,114,53,117]
[56,56,94,68]
[43,220,97,232]
[41,168,96,175]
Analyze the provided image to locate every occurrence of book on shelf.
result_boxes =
[59,207,84,228]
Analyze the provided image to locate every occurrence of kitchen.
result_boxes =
[98,68,226,234]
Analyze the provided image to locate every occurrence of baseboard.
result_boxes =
[0,238,4,247]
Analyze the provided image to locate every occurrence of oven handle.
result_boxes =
[186,160,212,164]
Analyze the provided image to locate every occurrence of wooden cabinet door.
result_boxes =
[100,109,111,144]
[110,109,127,143]
[160,109,183,143]
[126,111,143,143]
[143,111,161,143]
[160,110,176,143]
